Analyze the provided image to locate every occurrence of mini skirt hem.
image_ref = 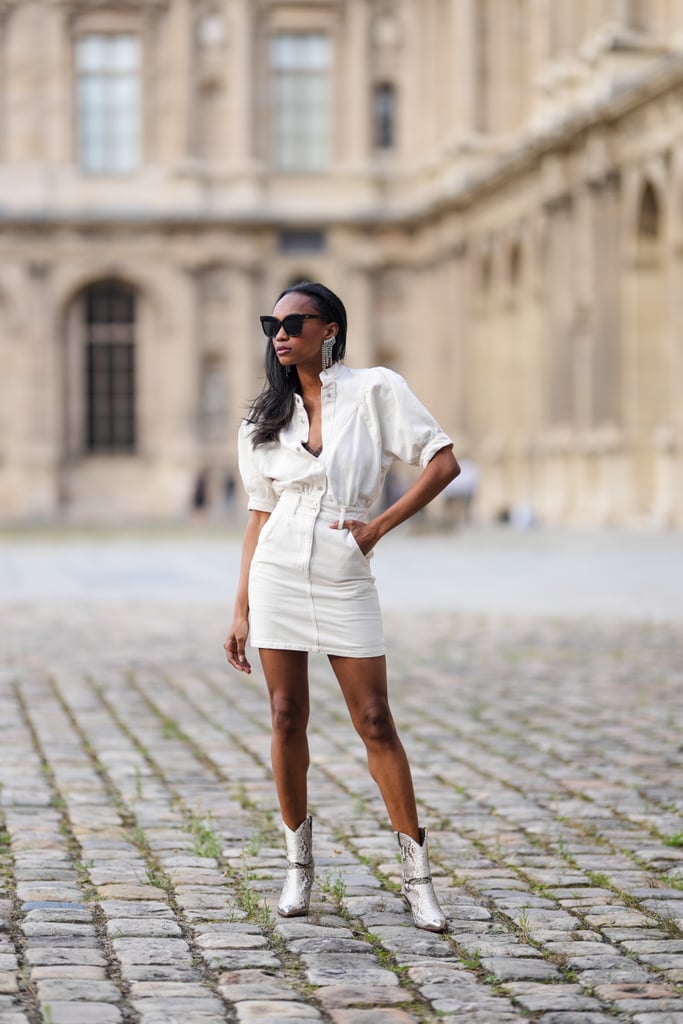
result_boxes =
[249,638,386,658]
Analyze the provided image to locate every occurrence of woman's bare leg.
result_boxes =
[259,648,310,829]
[328,654,420,841]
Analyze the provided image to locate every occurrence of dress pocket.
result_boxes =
[256,513,276,547]
[253,507,286,565]
[345,527,372,561]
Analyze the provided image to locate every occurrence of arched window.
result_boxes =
[480,252,493,292]
[637,181,660,239]
[83,282,136,452]
[509,242,522,287]
[373,82,396,150]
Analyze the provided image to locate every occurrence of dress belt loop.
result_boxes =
[338,506,346,529]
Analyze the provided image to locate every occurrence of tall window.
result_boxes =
[271,33,331,172]
[84,283,136,452]
[373,82,396,150]
[76,34,141,174]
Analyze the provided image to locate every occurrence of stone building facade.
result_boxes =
[1,0,681,525]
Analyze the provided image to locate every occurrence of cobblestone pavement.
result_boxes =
[2,548,683,1022]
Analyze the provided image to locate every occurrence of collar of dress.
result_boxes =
[319,362,346,384]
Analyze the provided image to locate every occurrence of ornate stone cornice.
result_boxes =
[256,0,340,8]
[0,0,170,33]
[48,0,169,15]
[49,0,170,32]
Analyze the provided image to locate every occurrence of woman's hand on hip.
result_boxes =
[331,519,378,556]
[224,616,252,673]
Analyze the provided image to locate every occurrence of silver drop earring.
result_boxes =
[321,337,335,371]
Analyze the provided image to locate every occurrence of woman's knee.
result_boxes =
[358,701,395,745]
[270,696,308,738]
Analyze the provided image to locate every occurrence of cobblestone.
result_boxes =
[1,533,683,1022]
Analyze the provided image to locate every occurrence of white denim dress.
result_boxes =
[238,363,452,657]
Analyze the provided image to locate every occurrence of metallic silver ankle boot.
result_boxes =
[278,815,314,917]
[396,827,446,932]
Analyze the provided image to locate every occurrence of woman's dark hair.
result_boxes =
[246,281,347,447]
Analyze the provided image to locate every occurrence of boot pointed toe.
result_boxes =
[278,864,313,917]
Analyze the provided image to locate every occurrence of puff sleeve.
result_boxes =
[375,368,453,468]
[237,421,278,513]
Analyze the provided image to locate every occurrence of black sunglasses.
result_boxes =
[259,314,324,339]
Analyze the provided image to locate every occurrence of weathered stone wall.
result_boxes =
[0,0,681,525]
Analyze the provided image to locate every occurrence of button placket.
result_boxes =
[321,385,336,446]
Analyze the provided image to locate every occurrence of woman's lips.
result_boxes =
[275,347,291,356]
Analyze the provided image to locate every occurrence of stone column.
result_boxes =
[141,262,197,480]
[343,253,375,371]
[422,0,440,150]
[340,0,368,169]
[5,1,42,162]
[155,0,191,163]
[434,241,465,438]
[671,146,683,447]
[44,3,71,164]
[228,0,255,172]
[488,0,510,134]
[456,243,475,442]
[449,0,478,140]
[0,257,30,517]
[398,0,422,160]
[26,261,60,517]
[589,173,621,428]
[544,196,576,427]
[572,181,593,434]
[656,147,679,523]
[141,3,169,164]
[226,259,259,460]
[0,4,11,161]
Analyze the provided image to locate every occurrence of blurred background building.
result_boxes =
[0,0,681,526]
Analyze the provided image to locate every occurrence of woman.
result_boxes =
[224,282,459,932]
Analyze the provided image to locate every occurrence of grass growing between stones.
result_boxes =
[516,906,532,945]
[659,909,683,938]
[183,810,223,859]
[244,829,266,857]
[13,679,133,1022]
[320,869,347,904]
[144,865,173,891]
[49,673,244,1013]
[315,830,445,1018]
[0,809,42,1024]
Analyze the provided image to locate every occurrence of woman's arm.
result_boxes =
[224,509,271,673]
[334,446,459,555]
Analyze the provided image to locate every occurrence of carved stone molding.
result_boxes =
[196,8,228,52]
[49,0,169,10]
[255,0,339,9]
[370,8,401,53]
[59,1,172,40]
[49,0,169,26]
